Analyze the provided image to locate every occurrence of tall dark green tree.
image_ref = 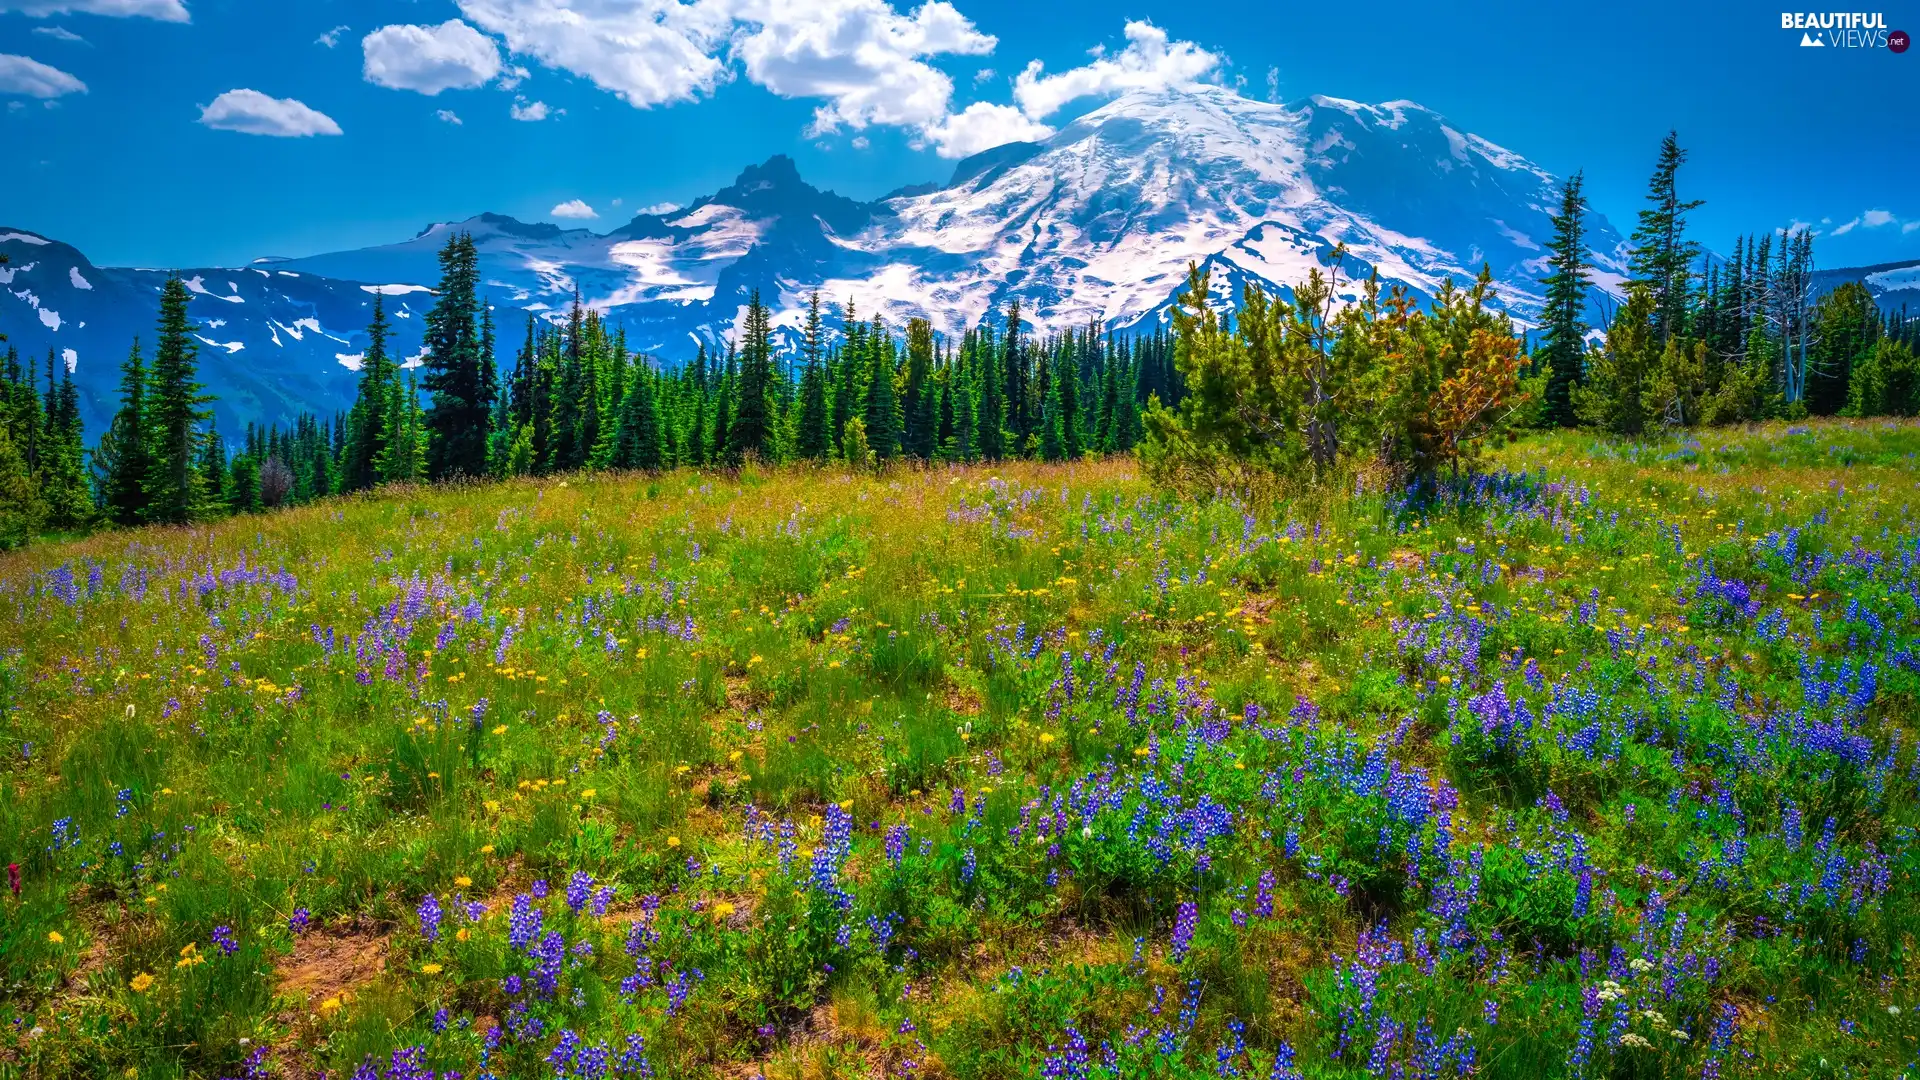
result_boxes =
[1628,132,1704,349]
[143,276,212,524]
[1539,171,1592,427]
[345,294,397,491]
[730,291,773,460]
[796,293,831,460]
[903,317,937,460]
[420,232,493,479]
[863,318,899,461]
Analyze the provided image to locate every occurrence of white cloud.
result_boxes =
[636,201,681,215]
[316,24,348,48]
[425,6,1216,161]
[1862,209,1896,228]
[0,54,86,97]
[550,199,597,219]
[32,25,86,42]
[457,0,732,108]
[1831,217,1860,236]
[1012,20,1222,121]
[733,0,995,138]
[850,135,869,149]
[1904,221,1920,235]
[610,196,623,207]
[920,100,1053,158]
[0,0,188,20]
[363,20,502,95]
[1264,66,1278,102]
[199,89,342,137]
[436,108,463,125]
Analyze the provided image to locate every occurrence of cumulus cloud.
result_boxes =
[1904,221,1920,235]
[316,24,348,48]
[733,0,994,137]
[457,0,732,108]
[436,108,463,125]
[32,25,86,42]
[920,101,1052,158]
[509,97,552,121]
[550,199,597,219]
[635,201,681,216]
[198,89,342,136]
[1011,20,1222,121]
[363,20,502,95]
[1862,209,1896,228]
[0,54,86,97]
[419,5,1217,159]
[0,0,187,19]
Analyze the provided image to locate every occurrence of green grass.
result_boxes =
[2,419,1919,1079]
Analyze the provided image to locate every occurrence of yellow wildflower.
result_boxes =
[421,963,443,975]
[130,972,154,993]
[47,931,64,944]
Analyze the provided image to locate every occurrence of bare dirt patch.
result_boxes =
[276,925,389,1006]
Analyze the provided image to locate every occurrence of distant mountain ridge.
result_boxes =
[4,84,1915,437]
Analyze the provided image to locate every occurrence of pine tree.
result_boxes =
[796,294,831,460]
[1539,172,1592,427]
[0,424,42,550]
[143,276,212,524]
[1628,132,1704,349]
[863,319,899,461]
[421,232,492,479]
[345,294,397,491]
[730,291,773,461]
[904,317,937,460]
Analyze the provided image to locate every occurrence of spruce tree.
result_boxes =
[346,294,397,491]
[1539,172,1592,427]
[1628,132,1704,349]
[730,291,773,461]
[904,318,937,460]
[421,232,492,479]
[863,320,899,461]
[143,276,212,524]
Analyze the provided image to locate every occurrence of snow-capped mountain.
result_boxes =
[6,83,1910,439]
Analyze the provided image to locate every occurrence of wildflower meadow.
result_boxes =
[3,419,1918,1080]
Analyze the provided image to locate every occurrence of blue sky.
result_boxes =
[2,0,1916,270]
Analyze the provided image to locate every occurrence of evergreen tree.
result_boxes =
[796,294,831,460]
[863,319,899,461]
[421,232,492,479]
[730,291,774,461]
[143,276,212,524]
[904,317,937,460]
[1628,132,1704,349]
[1539,172,1592,427]
[345,294,397,491]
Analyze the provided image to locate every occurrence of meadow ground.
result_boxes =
[3,419,1919,1080]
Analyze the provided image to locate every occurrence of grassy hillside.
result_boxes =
[3,420,1918,1079]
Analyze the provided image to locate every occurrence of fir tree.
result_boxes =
[730,291,773,461]
[345,294,397,491]
[904,317,937,460]
[421,232,492,479]
[143,276,212,524]
[863,319,899,461]
[1628,132,1705,349]
[796,294,831,460]
[1539,172,1592,427]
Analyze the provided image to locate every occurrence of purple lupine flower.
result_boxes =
[418,893,443,942]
